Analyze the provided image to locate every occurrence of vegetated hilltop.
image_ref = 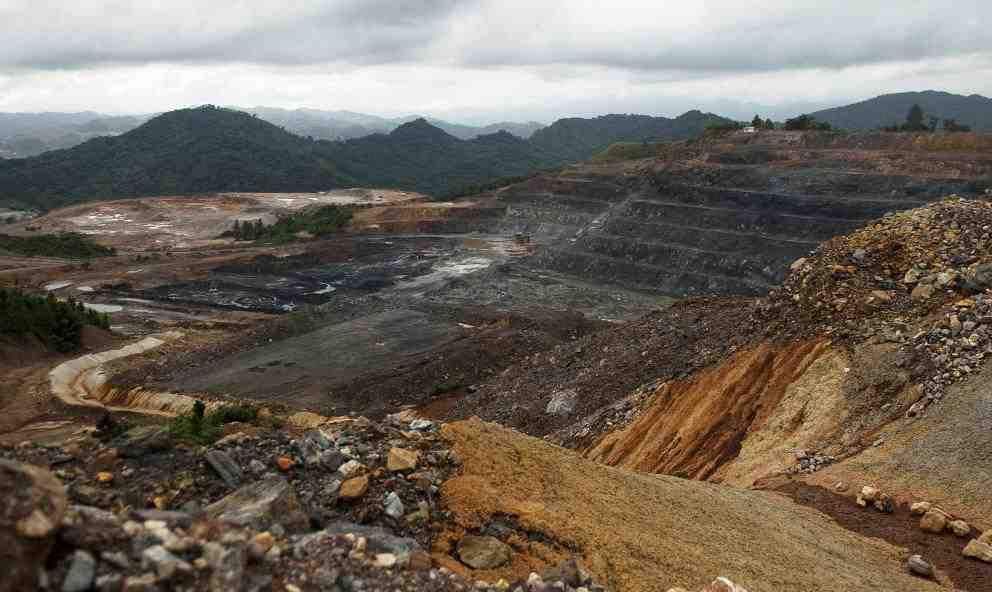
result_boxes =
[0,106,345,210]
[529,110,730,162]
[810,91,992,131]
[0,106,731,210]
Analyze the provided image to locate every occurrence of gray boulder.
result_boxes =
[457,535,511,569]
[112,426,171,458]
[204,450,243,488]
[62,550,96,592]
[205,476,309,533]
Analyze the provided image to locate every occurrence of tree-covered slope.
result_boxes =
[529,110,733,162]
[0,107,729,210]
[809,91,992,131]
[0,106,344,210]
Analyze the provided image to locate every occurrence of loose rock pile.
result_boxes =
[759,196,992,414]
[1,415,604,592]
[784,449,837,475]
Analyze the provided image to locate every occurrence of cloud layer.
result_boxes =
[1,1,990,121]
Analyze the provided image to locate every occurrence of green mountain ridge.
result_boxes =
[0,106,730,210]
[809,91,992,131]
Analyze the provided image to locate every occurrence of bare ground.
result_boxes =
[438,419,947,592]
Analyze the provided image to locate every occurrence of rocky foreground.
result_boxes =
[1,413,615,592]
[4,197,992,591]
[1,408,972,592]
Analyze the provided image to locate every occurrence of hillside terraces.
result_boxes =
[494,132,991,297]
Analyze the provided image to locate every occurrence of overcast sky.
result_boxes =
[1,0,990,123]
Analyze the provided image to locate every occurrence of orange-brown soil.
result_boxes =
[438,419,944,592]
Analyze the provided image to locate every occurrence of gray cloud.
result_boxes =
[0,1,989,121]
[0,1,466,70]
[2,1,989,74]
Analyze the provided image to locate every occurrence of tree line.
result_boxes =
[0,288,111,352]
[224,205,354,244]
[882,103,972,132]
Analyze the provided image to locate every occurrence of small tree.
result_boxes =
[905,104,926,131]
[765,118,775,130]
[752,115,763,129]
[191,400,206,435]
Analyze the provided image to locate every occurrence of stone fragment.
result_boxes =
[545,389,578,416]
[324,522,420,558]
[249,532,275,559]
[62,550,96,592]
[873,493,894,514]
[96,471,114,483]
[121,574,158,592]
[907,554,933,578]
[949,520,971,537]
[141,545,191,580]
[384,492,404,519]
[275,456,294,472]
[131,510,193,528]
[60,504,125,549]
[920,510,947,534]
[95,574,123,592]
[203,541,246,592]
[962,538,992,563]
[112,426,171,458]
[387,448,420,472]
[0,459,68,592]
[542,559,591,588]
[204,450,243,488]
[205,476,309,533]
[339,476,370,501]
[338,460,366,479]
[457,535,511,569]
[373,553,397,568]
[910,501,932,516]
[701,577,749,592]
[409,419,434,431]
[911,284,935,301]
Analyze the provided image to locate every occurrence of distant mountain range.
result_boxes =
[0,107,545,158]
[0,106,730,210]
[809,91,992,131]
[238,107,546,143]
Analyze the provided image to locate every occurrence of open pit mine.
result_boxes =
[2,130,992,592]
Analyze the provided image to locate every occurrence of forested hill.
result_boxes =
[529,111,733,162]
[0,107,344,210]
[809,91,992,131]
[0,106,731,210]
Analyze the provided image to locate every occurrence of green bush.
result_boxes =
[224,205,353,244]
[167,402,260,444]
[0,232,115,258]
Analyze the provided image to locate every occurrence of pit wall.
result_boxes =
[584,339,851,486]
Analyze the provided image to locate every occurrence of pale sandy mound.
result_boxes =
[805,361,992,523]
[439,419,946,592]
